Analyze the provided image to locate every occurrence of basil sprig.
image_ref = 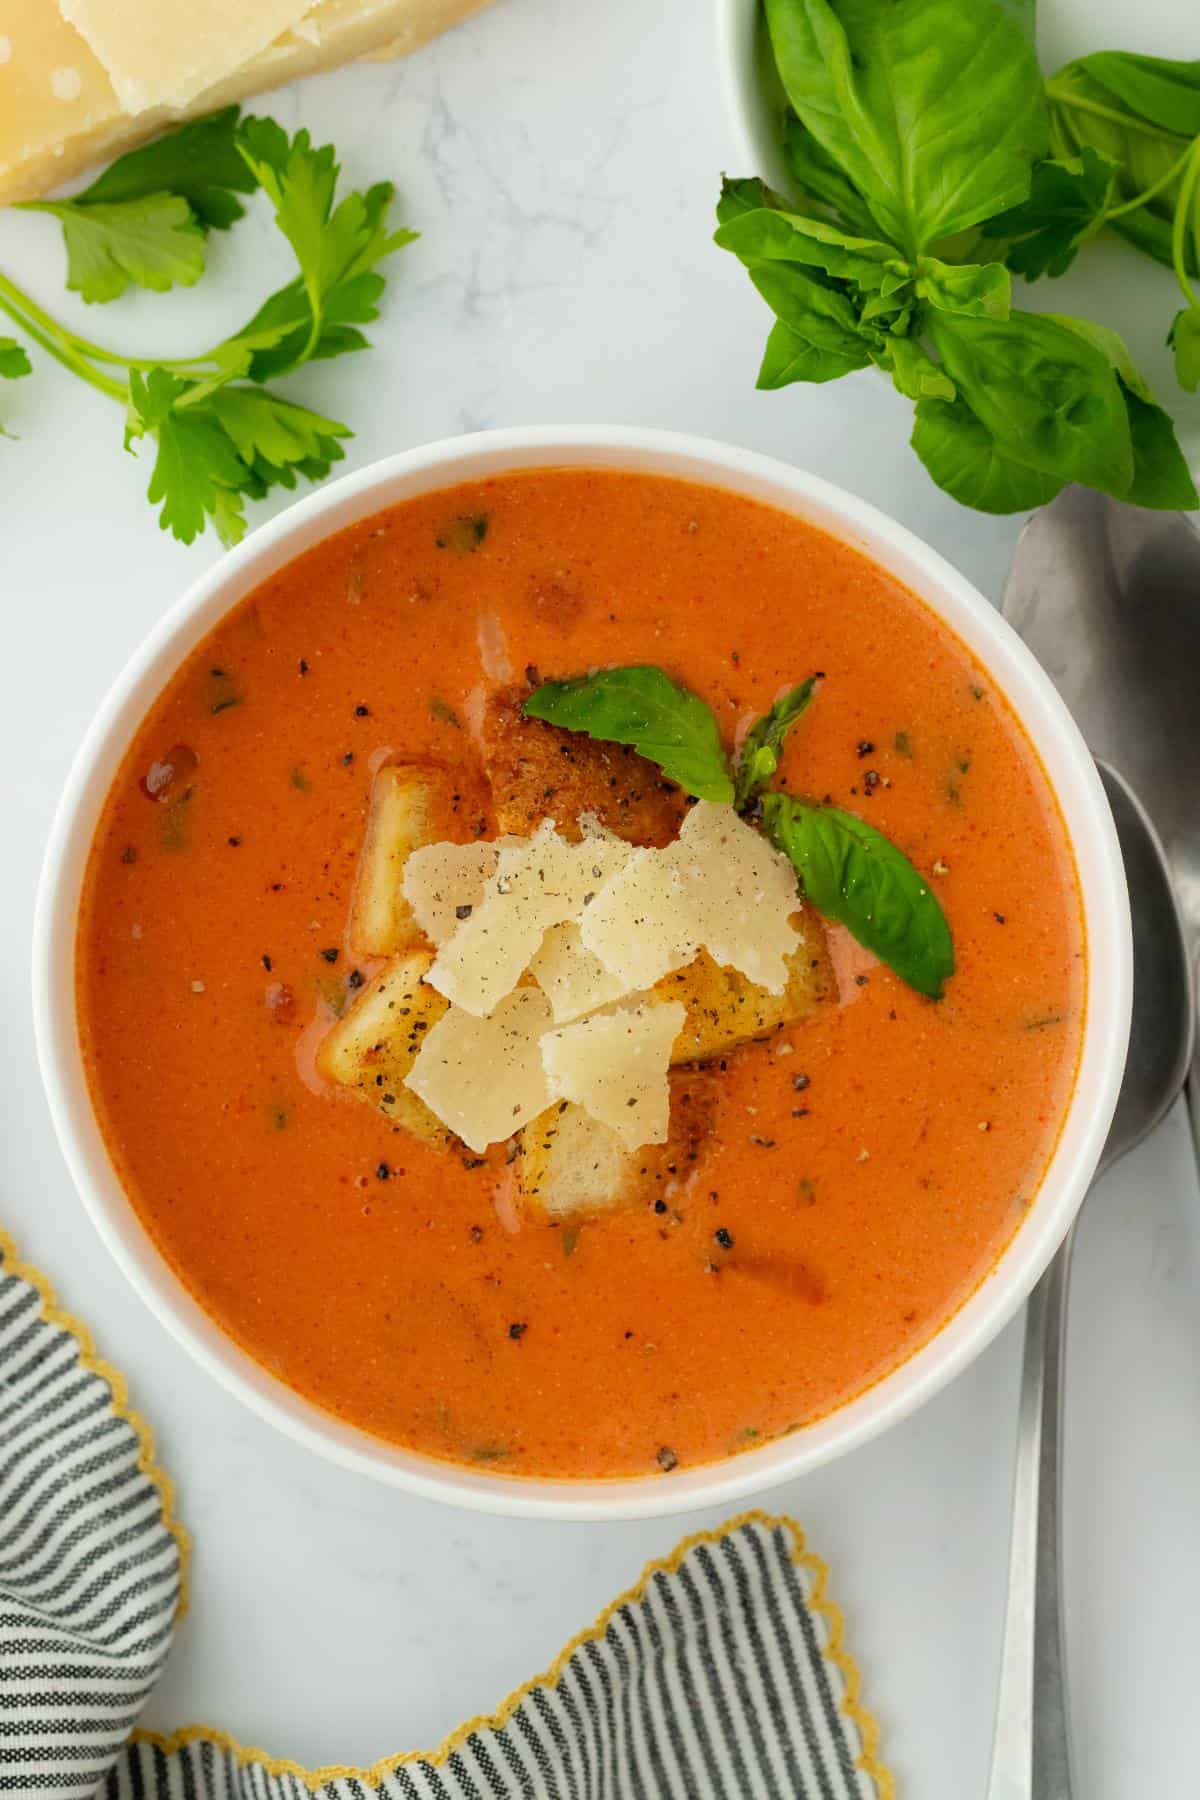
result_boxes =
[715,0,1198,515]
[523,666,953,997]
[761,795,954,1000]
[733,675,818,810]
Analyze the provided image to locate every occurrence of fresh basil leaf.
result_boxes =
[1170,308,1200,393]
[67,108,257,231]
[716,204,902,289]
[927,309,1133,496]
[734,677,819,811]
[761,794,954,998]
[884,336,955,402]
[1044,314,1198,508]
[1120,381,1200,509]
[911,395,1065,512]
[747,264,875,386]
[717,176,787,226]
[980,148,1116,280]
[523,667,734,804]
[1074,51,1200,139]
[764,0,1046,255]
[782,116,883,239]
[914,257,1011,319]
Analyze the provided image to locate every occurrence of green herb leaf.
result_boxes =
[65,107,258,230]
[734,677,819,810]
[127,369,250,548]
[523,666,734,803]
[34,194,206,304]
[761,794,954,998]
[715,199,902,289]
[782,116,884,239]
[926,309,1134,496]
[913,257,1011,320]
[1170,307,1200,393]
[746,263,874,387]
[911,396,1065,512]
[763,0,1046,255]
[884,335,956,402]
[1045,315,1199,508]
[1046,56,1200,278]
[0,338,31,381]
[980,147,1117,280]
[204,387,350,491]
[235,119,416,376]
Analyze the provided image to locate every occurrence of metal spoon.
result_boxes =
[1002,490,1200,1155]
[986,761,1194,1800]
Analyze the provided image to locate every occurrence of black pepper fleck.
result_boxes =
[376,1163,391,1181]
[715,1227,734,1249]
[507,1322,527,1341]
[792,1074,810,1091]
[455,903,473,920]
[653,1199,667,1215]
[856,739,875,758]
[321,947,339,964]
[261,954,272,972]
[228,835,241,847]
[299,659,309,676]
[120,845,137,865]
[657,1446,679,1472]
[354,704,370,717]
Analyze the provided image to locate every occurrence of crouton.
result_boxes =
[348,760,490,959]
[480,686,685,845]
[661,914,835,1064]
[316,949,450,1144]
[519,1071,718,1220]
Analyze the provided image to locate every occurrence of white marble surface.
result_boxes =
[2,0,1199,1792]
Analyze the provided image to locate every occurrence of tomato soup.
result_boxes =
[77,470,1084,1479]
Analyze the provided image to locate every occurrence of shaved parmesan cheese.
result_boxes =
[541,1001,685,1151]
[402,840,501,947]
[59,0,320,112]
[669,801,801,993]
[577,845,695,990]
[404,988,553,1153]
[528,921,637,1023]
[580,801,800,996]
[429,821,631,1017]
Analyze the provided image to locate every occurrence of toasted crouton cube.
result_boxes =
[349,760,490,959]
[519,1072,718,1221]
[316,950,450,1143]
[480,687,685,845]
[661,915,834,1065]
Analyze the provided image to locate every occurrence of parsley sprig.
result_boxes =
[0,108,416,544]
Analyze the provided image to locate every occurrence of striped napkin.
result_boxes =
[0,1231,891,1799]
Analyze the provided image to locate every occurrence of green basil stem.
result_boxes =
[1044,80,1177,142]
[1172,139,1200,311]
[1103,137,1197,222]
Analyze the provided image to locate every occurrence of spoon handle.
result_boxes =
[986,1234,1075,1800]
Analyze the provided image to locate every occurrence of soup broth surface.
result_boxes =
[78,470,1084,1478]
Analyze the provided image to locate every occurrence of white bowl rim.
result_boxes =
[33,423,1131,1521]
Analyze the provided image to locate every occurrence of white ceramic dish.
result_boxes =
[34,425,1131,1520]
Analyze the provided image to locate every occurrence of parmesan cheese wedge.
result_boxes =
[404,987,553,1153]
[580,801,801,996]
[541,1001,685,1152]
[58,0,320,113]
[0,0,492,206]
[428,821,631,1018]
[527,921,637,1023]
